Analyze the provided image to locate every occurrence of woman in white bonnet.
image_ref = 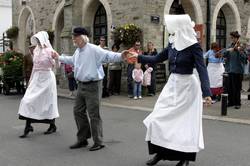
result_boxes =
[18,31,59,138]
[134,14,212,166]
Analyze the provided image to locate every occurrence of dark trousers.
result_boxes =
[127,64,134,95]
[228,73,243,106]
[108,70,121,94]
[147,70,156,95]
[68,77,77,91]
[102,66,109,97]
[73,81,103,144]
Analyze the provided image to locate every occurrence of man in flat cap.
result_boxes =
[53,27,128,151]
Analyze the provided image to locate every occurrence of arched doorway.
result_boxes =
[52,0,64,53]
[169,0,185,15]
[211,0,241,47]
[82,0,112,45]
[93,5,107,45]
[17,6,36,54]
[164,0,203,24]
[216,10,227,48]
[54,11,64,53]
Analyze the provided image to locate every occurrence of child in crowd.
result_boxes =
[132,63,143,99]
[143,64,154,95]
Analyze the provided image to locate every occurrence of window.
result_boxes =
[93,5,107,45]
[216,10,227,48]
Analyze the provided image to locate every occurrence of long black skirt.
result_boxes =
[19,115,54,124]
[148,142,196,161]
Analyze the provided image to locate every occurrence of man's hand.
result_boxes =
[121,50,130,60]
[204,96,212,106]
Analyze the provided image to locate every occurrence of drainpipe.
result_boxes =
[206,0,211,51]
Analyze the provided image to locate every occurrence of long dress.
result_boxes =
[138,43,211,161]
[204,49,224,96]
[18,46,59,121]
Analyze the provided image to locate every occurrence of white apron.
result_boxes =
[207,63,224,88]
[144,73,203,153]
[18,69,59,120]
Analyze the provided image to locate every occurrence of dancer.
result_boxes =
[131,15,212,166]
[18,31,59,138]
[53,27,128,151]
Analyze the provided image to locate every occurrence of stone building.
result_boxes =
[12,0,250,89]
[0,0,12,53]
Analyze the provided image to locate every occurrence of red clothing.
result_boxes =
[128,47,143,55]
[64,64,73,73]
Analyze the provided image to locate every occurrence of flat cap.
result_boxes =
[72,27,89,36]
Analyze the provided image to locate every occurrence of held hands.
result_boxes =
[121,51,138,64]
[51,51,59,59]
[203,96,212,106]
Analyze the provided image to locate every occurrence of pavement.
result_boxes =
[1,95,250,166]
[57,80,250,125]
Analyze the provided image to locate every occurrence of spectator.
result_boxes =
[108,44,122,95]
[98,36,109,98]
[23,44,35,87]
[203,42,224,102]
[143,64,154,95]
[127,41,143,98]
[223,31,248,109]
[64,64,77,96]
[132,63,143,99]
[144,42,157,96]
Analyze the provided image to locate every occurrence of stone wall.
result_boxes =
[11,0,250,92]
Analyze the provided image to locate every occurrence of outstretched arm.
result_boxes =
[138,47,169,64]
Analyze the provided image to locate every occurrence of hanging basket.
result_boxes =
[6,26,19,39]
[112,24,143,47]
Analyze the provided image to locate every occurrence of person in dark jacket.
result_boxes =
[23,44,35,87]
[130,14,212,166]
[144,42,157,96]
[223,31,247,109]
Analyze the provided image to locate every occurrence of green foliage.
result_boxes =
[6,26,19,39]
[112,24,142,47]
[0,51,23,77]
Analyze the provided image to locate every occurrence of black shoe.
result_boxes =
[146,154,162,166]
[176,160,189,166]
[69,140,88,149]
[19,126,34,138]
[89,143,105,151]
[44,125,57,135]
[234,105,241,109]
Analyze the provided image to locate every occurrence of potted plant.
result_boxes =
[6,26,19,39]
[0,51,24,94]
[112,23,143,47]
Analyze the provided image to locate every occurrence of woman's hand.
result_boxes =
[51,51,59,59]
[126,52,138,64]
[204,96,212,106]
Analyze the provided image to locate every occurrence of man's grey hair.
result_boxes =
[80,35,89,43]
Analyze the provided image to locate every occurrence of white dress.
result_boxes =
[18,47,59,120]
[144,73,203,153]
